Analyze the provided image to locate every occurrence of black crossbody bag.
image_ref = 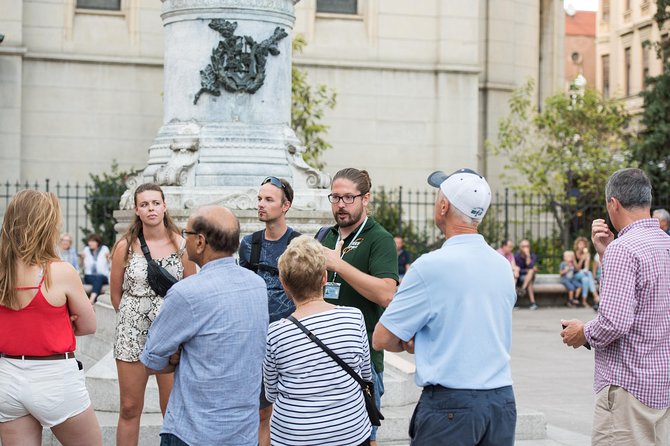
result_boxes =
[287,315,384,426]
[138,232,178,297]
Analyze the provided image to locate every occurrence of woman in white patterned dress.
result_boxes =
[110,183,196,446]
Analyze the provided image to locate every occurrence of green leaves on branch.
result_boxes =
[632,69,670,201]
[291,36,337,170]
[488,78,631,242]
[629,0,670,201]
[81,161,132,248]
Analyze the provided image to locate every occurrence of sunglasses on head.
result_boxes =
[261,176,292,201]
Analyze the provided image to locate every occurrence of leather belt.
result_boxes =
[0,352,75,360]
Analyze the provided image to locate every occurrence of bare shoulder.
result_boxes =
[49,260,79,279]
[112,238,130,258]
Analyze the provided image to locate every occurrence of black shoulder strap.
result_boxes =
[288,229,301,244]
[315,226,331,243]
[249,230,263,273]
[138,232,153,263]
[287,315,366,389]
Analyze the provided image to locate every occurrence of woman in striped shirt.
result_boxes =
[264,236,372,446]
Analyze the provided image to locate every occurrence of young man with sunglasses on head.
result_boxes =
[238,176,300,446]
[318,168,399,446]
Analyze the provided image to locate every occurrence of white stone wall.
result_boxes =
[0,0,563,194]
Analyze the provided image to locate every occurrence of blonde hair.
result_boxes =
[277,236,326,299]
[563,250,575,261]
[0,190,61,309]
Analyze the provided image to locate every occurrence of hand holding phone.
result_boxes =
[562,323,591,350]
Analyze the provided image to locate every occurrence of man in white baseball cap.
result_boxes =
[373,168,517,445]
[426,168,492,220]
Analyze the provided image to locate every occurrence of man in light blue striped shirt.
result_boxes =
[141,206,269,446]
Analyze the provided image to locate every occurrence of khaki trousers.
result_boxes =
[592,385,670,446]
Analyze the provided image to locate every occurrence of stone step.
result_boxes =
[86,350,162,413]
[37,404,544,444]
[92,294,118,346]
[376,403,546,443]
[381,352,421,408]
[41,410,163,446]
[74,293,117,370]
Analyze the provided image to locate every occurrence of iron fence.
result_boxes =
[373,187,670,273]
[0,180,93,253]
[1,180,668,274]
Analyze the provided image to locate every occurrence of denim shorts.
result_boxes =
[0,357,91,427]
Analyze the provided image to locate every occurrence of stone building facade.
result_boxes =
[596,0,664,116]
[0,0,563,191]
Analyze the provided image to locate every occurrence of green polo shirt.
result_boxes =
[321,217,399,372]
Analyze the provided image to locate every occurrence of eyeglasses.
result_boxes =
[328,194,363,204]
[181,229,199,238]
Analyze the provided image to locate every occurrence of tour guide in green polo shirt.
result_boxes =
[320,167,398,445]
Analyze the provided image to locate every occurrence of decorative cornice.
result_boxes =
[23,51,163,67]
[293,57,481,75]
[161,0,293,15]
[0,46,28,56]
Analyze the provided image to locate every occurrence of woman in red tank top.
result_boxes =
[0,190,102,446]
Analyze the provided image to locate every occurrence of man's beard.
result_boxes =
[334,207,363,228]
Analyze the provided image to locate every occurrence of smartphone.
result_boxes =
[562,324,592,350]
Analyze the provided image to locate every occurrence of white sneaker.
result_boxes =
[529,303,538,310]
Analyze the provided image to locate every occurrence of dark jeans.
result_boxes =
[160,433,189,446]
[84,274,108,295]
[409,385,516,446]
[370,362,384,441]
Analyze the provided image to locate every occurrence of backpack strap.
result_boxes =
[250,228,301,275]
[288,230,301,244]
[249,230,264,273]
[315,226,332,243]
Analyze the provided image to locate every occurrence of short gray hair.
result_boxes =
[605,168,652,210]
[653,208,670,223]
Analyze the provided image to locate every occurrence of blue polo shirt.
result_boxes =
[380,234,516,390]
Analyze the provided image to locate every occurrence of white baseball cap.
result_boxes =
[427,168,492,219]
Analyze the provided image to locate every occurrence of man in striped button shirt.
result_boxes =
[561,168,670,445]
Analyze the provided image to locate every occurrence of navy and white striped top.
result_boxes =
[263,306,372,446]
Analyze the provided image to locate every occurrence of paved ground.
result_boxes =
[512,306,597,445]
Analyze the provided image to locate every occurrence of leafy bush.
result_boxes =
[81,161,132,248]
[292,36,337,170]
[371,189,438,261]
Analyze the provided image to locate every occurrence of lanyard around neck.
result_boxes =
[332,216,368,281]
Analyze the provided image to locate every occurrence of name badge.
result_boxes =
[324,282,341,300]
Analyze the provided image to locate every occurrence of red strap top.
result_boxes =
[0,273,76,356]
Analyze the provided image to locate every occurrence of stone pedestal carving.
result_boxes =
[118,0,330,222]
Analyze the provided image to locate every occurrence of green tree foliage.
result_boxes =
[630,0,670,201]
[489,78,630,244]
[372,188,438,260]
[291,36,337,170]
[81,161,131,248]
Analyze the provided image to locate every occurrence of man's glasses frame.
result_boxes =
[181,229,199,238]
[327,194,363,204]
